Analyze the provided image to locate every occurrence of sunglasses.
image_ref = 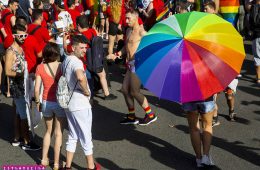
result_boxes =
[13,34,28,39]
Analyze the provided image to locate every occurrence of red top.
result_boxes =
[3,34,14,49]
[81,28,97,41]
[1,8,14,36]
[0,22,4,43]
[22,35,42,73]
[35,64,62,102]
[75,4,84,13]
[41,11,49,28]
[67,9,81,28]
[27,24,51,50]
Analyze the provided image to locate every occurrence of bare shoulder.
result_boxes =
[139,26,146,37]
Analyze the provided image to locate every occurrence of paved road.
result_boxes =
[0,40,259,170]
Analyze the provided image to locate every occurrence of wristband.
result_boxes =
[115,52,120,56]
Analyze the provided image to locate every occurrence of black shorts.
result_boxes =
[0,43,5,61]
[108,22,123,36]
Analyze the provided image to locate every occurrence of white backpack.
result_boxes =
[56,61,78,109]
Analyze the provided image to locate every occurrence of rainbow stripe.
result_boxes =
[220,0,239,26]
[156,6,170,22]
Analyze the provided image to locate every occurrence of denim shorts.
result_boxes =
[182,97,215,114]
[42,100,66,118]
[13,97,28,120]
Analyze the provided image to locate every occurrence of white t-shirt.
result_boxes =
[63,55,91,111]
[56,11,73,45]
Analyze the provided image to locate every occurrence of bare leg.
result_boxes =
[53,117,66,168]
[6,76,10,97]
[129,73,148,108]
[97,68,110,96]
[225,93,235,111]
[86,154,95,169]
[105,18,109,39]
[201,110,214,155]
[42,117,53,165]
[108,35,116,55]
[116,34,123,43]
[65,151,74,168]
[256,65,260,82]
[121,70,134,109]
[187,111,202,159]
[99,18,105,36]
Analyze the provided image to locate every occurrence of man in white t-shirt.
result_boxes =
[62,35,100,170]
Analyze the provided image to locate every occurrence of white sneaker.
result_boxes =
[196,158,203,168]
[201,154,215,166]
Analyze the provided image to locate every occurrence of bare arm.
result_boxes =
[75,69,90,96]
[34,74,42,110]
[1,27,7,38]
[5,50,17,77]
[214,0,220,13]
[141,2,154,18]
[10,16,16,27]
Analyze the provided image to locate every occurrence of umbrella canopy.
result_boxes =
[219,0,239,26]
[135,11,245,104]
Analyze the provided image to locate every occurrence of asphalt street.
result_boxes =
[0,40,259,170]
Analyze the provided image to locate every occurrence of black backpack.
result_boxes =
[86,34,104,73]
[250,4,260,28]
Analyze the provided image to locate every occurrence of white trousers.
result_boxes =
[65,108,93,155]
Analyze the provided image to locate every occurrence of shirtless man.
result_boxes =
[107,10,157,125]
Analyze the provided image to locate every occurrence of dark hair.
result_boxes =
[12,24,26,34]
[71,34,88,46]
[55,0,65,9]
[204,1,216,10]
[126,9,139,16]
[42,42,60,63]
[76,15,89,28]
[67,0,75,8]
[33,0,42,9]
[16,16,28,27]
[32,9,43,21]
[8,0,19,6]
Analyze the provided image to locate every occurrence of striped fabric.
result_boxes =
[220,0,240,26]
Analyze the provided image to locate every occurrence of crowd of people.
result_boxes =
[0,0,259,169]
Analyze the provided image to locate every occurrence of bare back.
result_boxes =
[125,25,146,61]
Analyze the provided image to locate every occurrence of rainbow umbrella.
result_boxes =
[220,0,239,26]
[135,11,245,103]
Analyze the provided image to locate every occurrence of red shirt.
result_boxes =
[1,8,14,36]
[27,24,51,50]
[0,22,4,43]
[67,9,81,28]
[81,29,97,70]
[81,28,97,41]
[4,34,14,49]
[22,35,42,73]
[41,12,49,28]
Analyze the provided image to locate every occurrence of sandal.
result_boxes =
[41,159,49,167]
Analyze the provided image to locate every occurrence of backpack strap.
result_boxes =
[1,12,12,24]
[29,25,41,35]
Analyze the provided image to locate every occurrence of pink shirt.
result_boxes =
[35,64,61,102]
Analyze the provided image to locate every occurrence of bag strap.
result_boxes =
[29,25,41,35]
[46,63,60,83]
[1,12,12,24]
[67,80,78,105]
